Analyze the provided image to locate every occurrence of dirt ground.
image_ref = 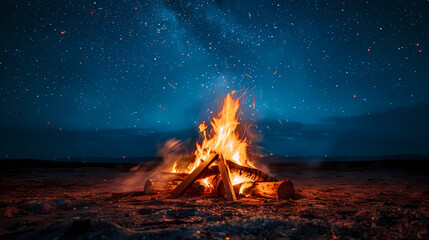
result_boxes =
[0,160,428,239]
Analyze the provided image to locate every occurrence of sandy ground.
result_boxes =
[0,160,428,239]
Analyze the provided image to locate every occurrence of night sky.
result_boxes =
[1,0,428,159]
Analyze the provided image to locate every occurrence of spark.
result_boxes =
[168,83,176,89]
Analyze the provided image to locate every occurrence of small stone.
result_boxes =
[223,211,232,216]
[417,230,428,239]
[218,232,226,237]
[371,222,377,228]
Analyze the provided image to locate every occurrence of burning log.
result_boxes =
[170,153,219,197]
[162,157,278,182]
[158,172,190,181]
[236,180,294,199]
[159,170,218,181]
[144,179,180,194]
[215,180,294,199]
[225,160,278,182]
[144,179,206,195]
[217,155,237,201]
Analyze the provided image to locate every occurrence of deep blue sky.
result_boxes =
[0,0,428,159]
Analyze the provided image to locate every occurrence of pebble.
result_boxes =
[417,230,428,239]
[218,232,226,237]
[223,211,233,216]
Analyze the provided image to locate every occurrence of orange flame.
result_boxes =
[192,93,254,171]
[171,93,254,186]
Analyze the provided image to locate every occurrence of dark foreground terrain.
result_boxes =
[0,159,428,239]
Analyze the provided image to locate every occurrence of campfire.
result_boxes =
[144,93,294,201]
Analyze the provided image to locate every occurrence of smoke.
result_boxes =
[112,138,191,192]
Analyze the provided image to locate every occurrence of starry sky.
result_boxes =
[0,0,428,159]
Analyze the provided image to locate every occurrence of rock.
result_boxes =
[223,210,233,216]
[417,230,428,239]
[218,232,226,237]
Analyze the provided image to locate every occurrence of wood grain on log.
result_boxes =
[249,180,294,199]
[217,155,237,201]
[226,160,278,182]
[144,179,181,194]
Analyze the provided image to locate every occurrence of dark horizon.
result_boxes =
[1,101,428,159]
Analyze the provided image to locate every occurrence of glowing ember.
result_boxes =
[231,174,249,185]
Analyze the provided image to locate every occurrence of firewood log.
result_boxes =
[144,179,207,195]
[249,180,294,199]
[161,159,277,182]
[217,180,294,199]
[171,153,219,197]
[159,170,218,181]
[225,160,278,182]
[217,155,237,201]
[144,179,180,194]
[158,172,190,181]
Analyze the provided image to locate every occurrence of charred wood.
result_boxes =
[144,179,206,195]
[171,153,219,197]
